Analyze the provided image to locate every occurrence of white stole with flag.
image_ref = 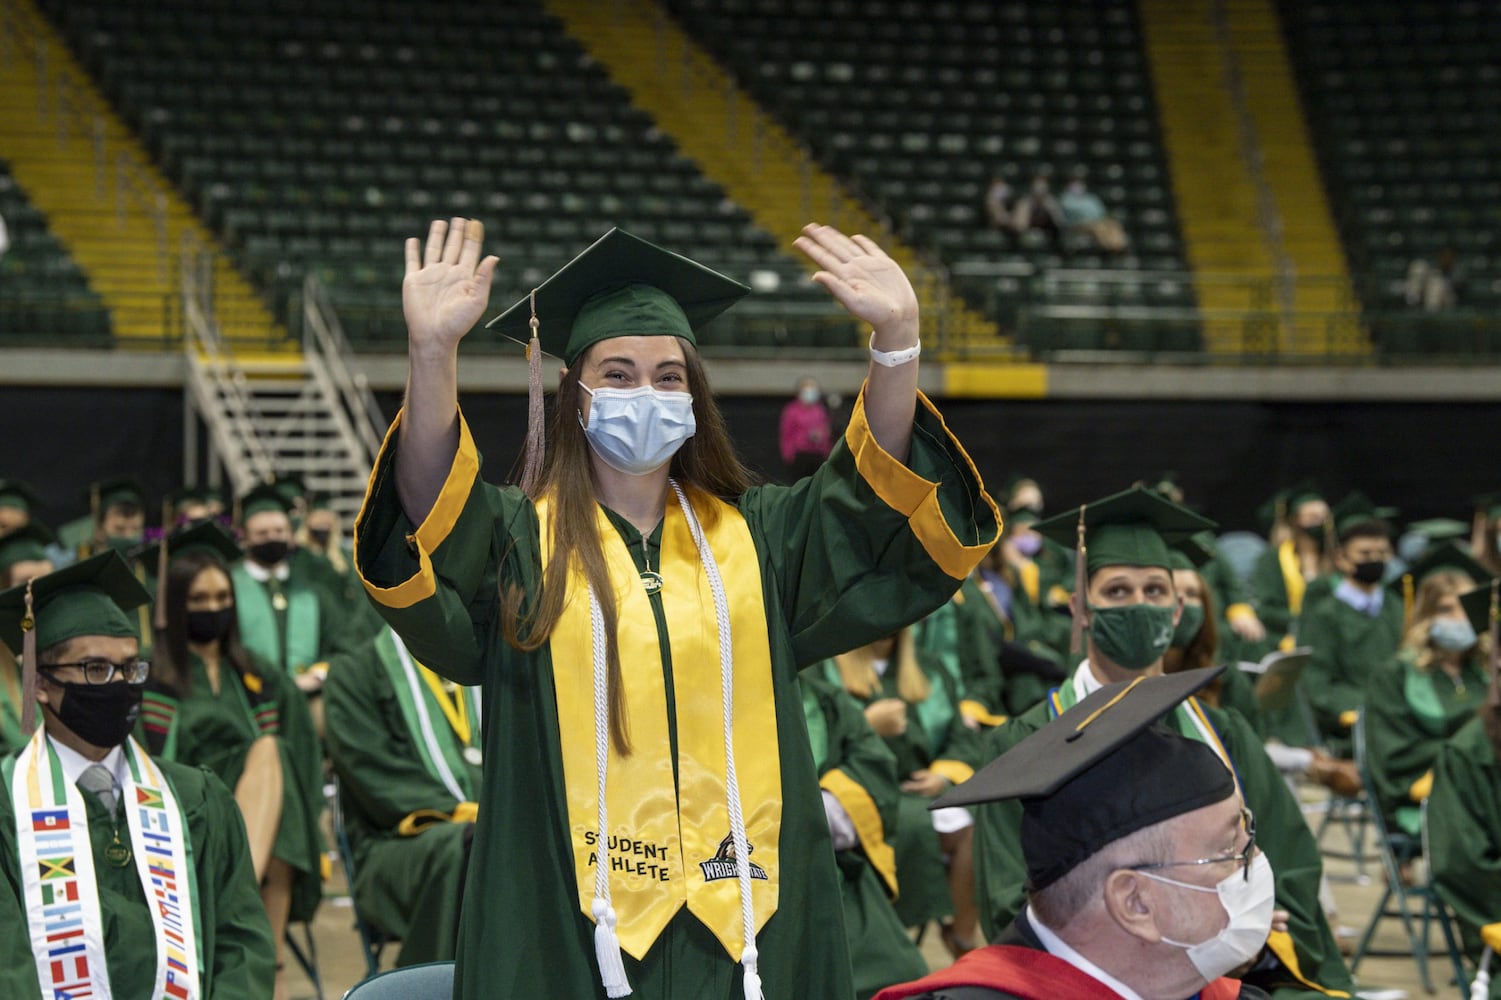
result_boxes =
[10,730,201,999]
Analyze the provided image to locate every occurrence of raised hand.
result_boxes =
[793,223,918,339]
[403,217,500,357]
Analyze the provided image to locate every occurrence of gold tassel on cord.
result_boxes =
[153,499,171,633]
[1070,505,1088,656]
[520,289,546,497]
[20,581,37,736]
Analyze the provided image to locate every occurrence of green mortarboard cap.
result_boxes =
[1283,480,1324,513]
[1475,493,1501,522]
[169,486,213,514]
[0,523,56,575]
[239,483,293,522]
[306,492,335,513]
[1392,541,1492,592]
[485,228,750,366]
[92,477,145,515]
[0,479,40,514]
[933,667,1234,890]
[133,520,243,571]
[0,550,150,652]
[1033,487,1217,574]
[1459,580,1501,637]
[272,476,306,504]
[1170,533,1216,571]
[1331,491,1393,540]
[1407,518,1471,543]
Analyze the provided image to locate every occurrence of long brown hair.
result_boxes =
[500,338,757,754]
[152,550,260,696]
[1401,571,1492,670]
[835,630,930,704]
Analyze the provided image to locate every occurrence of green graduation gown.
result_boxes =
[0,751,275,997]
[325,628,484,966]
[1298,589,1404,754]
[1364,651,1487,837]
[971,665,1354,1000]
[0,650,22,757]
[231,561,352,677]
[1428,716,1501,993]
[800,676,929,1000]
[139,654,325,922]
[353,392,998,1000]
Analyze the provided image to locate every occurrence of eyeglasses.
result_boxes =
[1129,808,1257,883]
[41,659,150,685]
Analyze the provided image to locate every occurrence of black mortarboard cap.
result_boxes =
[485,228,750,366]
[1393,541,1492,594]
[933,666,1233,890]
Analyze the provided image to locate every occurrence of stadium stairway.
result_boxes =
[545,0,1017,357]
[0,0,285,350]
[1140,0,1363,355]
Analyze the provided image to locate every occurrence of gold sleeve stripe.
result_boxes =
[360,543,437,609]
[820,768,898,897]
[1265,929,1350,997]
[845,386,1002,581]
[414,411,481,553]
[929,759,976,787]
[960,699,1008,728]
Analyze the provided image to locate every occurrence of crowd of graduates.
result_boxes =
[4,458,1501,998]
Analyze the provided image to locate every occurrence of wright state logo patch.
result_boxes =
[699,832,769,883]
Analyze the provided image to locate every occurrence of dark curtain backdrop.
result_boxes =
[3,385,1498,533]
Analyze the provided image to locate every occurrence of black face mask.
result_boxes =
[307,528,332,548]
[186,607,236,644]
[1352,560,1387,585]
[49,680,143,749]
[247,540,290,567]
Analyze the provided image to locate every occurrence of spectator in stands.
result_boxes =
[1009,174,1065,243]
[779,375,833,481]
[140,522,323,1000]
[1405,247,1459,311]
[355,218,998,1000]
[325,625,481,968]
[0,552,276,998]
[983,176,1013,229]
[1060,176,1128,254]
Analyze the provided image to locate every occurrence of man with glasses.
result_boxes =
[876,669,1275,1000]
[0,551,274,998]
[969,489,1353,999]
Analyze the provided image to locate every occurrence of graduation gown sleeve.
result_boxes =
[1429,717,1501,964]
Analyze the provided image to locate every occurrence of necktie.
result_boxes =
[78,763,118,814]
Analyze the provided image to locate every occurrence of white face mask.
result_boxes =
[1141,852,1275,984]
[579,384,696,476]
[798,386,821,405]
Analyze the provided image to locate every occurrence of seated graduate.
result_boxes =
[0,551,274,998]
[0,523,57,756]
[798,673,928,1000]
[136,521,324,1000]
[1366,543,1493,839]
[876,668,1274,1000]
[1425,579,1501,991]
[971,487,1353,998]
[323,624,482,968]
[817,627,985,955]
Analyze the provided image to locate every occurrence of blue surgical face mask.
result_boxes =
[579,384,696,476]
[1430,617,1478,652]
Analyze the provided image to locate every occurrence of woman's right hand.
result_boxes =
[865,698,908,737]
[403,217,500,359]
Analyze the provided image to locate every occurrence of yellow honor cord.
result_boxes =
[418,661,470,746]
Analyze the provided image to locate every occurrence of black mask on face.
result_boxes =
[48,680,143,749]
[307,528,332,548]
[1352,560,1387,585]
[186,607,236,644]
[247,540,290,567]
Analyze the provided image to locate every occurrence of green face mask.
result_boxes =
[104,534,141,555]
[1088,603,1176,671]
[1170,603,1205,649]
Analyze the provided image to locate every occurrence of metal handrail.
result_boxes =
[302,274,385,463]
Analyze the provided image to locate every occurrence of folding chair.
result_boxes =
[1350,713,1470,996]
[329,777,396,978]
[284,922,324,1000]
[342,961,454,1000]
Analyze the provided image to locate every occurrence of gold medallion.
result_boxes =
[271,592,289,611]
[463,746,483,767]
[641,570,664,595]
[105,840,132,868]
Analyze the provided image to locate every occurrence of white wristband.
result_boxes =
[868,332,921,367]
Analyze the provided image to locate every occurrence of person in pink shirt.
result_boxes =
[780,376,833,481]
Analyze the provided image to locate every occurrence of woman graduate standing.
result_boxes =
[353,218,999,1000]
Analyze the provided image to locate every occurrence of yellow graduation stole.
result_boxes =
[539,491,781,962]
[1278,539,1307,617]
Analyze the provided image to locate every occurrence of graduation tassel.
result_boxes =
[591,898,631,998]
[520,289,546,497]
[1069,504,1087,656]
[153,499,171,633]
[19,580,37,736]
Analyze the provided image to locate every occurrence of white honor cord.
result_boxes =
[390,633,468,802]
[669,480,765,1000]
[589,587,632,998]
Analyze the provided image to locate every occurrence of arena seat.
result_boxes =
[40,0,851,353]
[0,159,112,346]
[664,0,1195,350]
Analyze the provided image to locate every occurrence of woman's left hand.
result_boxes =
[900,769,950,798]
[793,224,918,341]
